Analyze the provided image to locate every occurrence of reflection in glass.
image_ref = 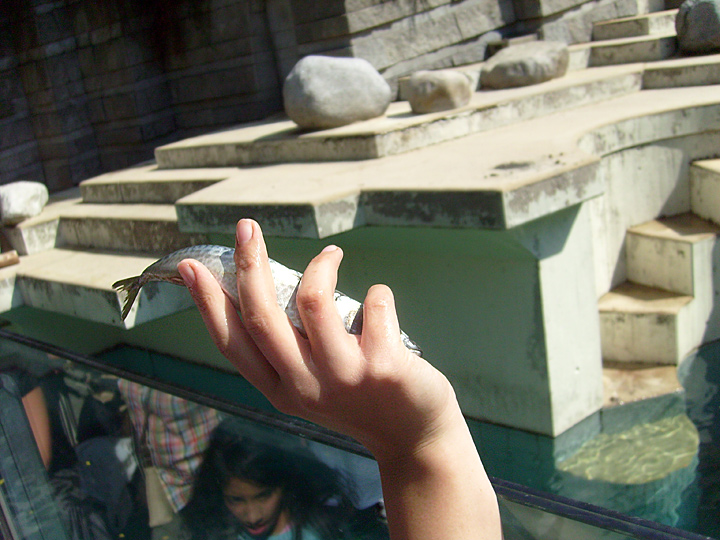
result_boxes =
[0,331,715,540]
[182,418,387,540]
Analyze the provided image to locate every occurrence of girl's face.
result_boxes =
[222,477,289,538]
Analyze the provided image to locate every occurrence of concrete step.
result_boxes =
[690,159,720,225]
[2,188,82,256]
[0,248,194,328]
[175,84,720,238]
[603,363,682,407]
[642,53,720,88]
[79,164,241,204]
[626,213,720,295]
[598,282,694,365]
[55,203,207,252]
[592,9,678,41]
[155,65,642,168]
[569,33,677,70]
[601,213,720,365]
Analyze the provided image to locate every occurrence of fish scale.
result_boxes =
[113,245,422,355]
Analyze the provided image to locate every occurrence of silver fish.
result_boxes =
[113,245,422,355]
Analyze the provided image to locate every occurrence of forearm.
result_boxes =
[374,407,501,540]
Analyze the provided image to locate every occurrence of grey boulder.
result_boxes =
[481,41,570,90]
[0,181,49,226]
[283,55,392,130]
[406,70,473,114]
[676,0,720,54]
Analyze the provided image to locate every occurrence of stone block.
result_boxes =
[32,111,64,140]
[351,0,511,72]
[291,0,347,25]
[35,8,73,46]
[211,3,251,42]
[540,0,644,43]
[96,125,143,148]
[0,142,42,178]
[92,40,127,73]
[295,14,350,44]
[87,98,106,124]
[103,93,138,121]
[18,62,50,94]
[89,22,122,46]
[76,46,97,77]
[267,0,296,32]
[123,37,157,68]
[44,37,78,58]
[44,51,83,86]
[514,0,589,19]
[135,80,172,116]
[170,65,257,103]
[140,113,176,142]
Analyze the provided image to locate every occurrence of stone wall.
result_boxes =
[0,0,652,192]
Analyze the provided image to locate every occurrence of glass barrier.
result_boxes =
[0,330,714,540]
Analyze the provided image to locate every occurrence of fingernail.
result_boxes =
[237,219,253,245]
[177,262,196,287]
[322,244,339,253]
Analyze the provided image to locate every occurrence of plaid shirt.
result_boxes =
[118,379,221,512]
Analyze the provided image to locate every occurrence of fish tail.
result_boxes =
[113,276,143,321]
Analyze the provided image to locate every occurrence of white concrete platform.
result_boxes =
[79,164,243,204]
[3,189,82,255]
[155,65,643,168]
[600,214,719,365]
[175,84,720,238]
[0,248,194,329]
[599,282,693,364]
[592,9,678,41]
[569,33,677,70]
[626,214,719,295]
[8,11,720,436]
[690,159,720,225]
[56,203,207,252]
[642,54,720,88]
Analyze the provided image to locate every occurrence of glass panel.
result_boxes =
[0,330,714,540]
[0,336,388,540]
[499,498,634,540]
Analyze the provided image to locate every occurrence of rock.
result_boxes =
[676,0,720,54]
[0,181,49,225]
[406,70,473,114]
[480,41,570,90]
[283,55,392,130]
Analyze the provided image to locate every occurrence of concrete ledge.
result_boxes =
[592,9,678,41]
[79,164,242,204]
[176,85,720,238]
[599,282,693,364]
[570,33,677,69]
[626,214,719,295]
[690,160,720,225]
[0,248,196,329]
[56,204,207,252]
[155,66,642,168]
[2,189,82,255]
[642,54,720,89]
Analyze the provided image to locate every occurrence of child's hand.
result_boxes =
[178,218,501,540]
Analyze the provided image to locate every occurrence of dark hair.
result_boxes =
[181,419,357,540]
